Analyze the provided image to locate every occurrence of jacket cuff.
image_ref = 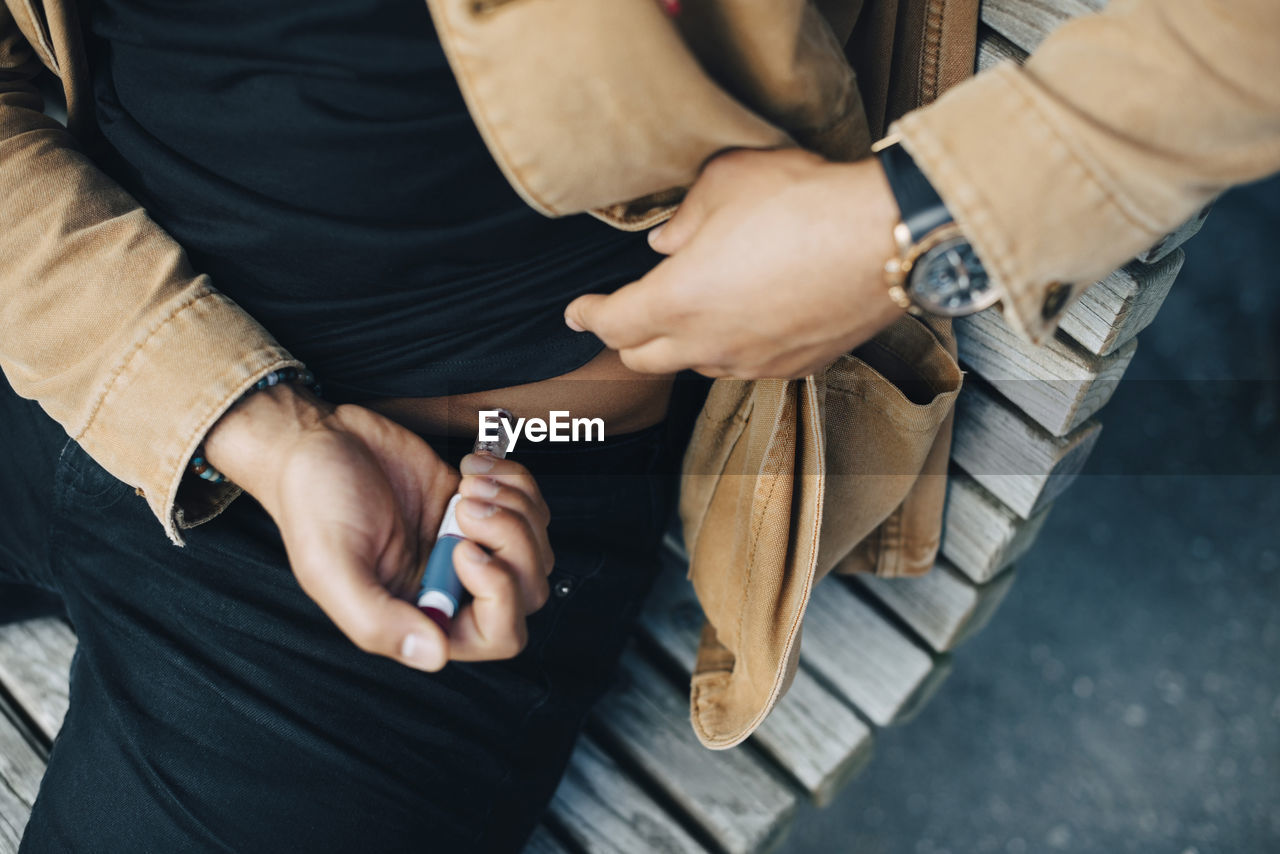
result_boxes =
[891,63,1167,345]
[74,285,302,546]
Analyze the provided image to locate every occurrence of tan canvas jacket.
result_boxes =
[3,0,1279,748]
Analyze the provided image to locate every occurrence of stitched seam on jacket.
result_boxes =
[734,439,783,655]
[708,380,825,745]
[426,1,556,215]
[896,74,1061,333]
[897,118,1020,304]
[888,502,906,577]
[73,288,215,441]
[1003,69,1168,238]
[730,379,827,742]
[774,378,825,682]
[852,338,959,399]
[919,0,946,104]
[162,353,300,545]
[174,483,243,530]
[17,0,58,72]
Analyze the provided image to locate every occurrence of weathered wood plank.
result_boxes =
[853,560,1018,653]
[955,307,1136,436]
[980,0,1104,53]
[1137,205,1210,264]
[588,651,797,854]
[799,577,949,727]
[1059,250,1185,356]
[0,708,44,854]
[0,618,75,744]
[942,472,1052,583]
[638,553,874,807]
[952,382,1102,519]
[976,27,1029,71]
[522,824,574,854]
[549,734,710,854]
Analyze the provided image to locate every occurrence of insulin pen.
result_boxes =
[416,409,515,633]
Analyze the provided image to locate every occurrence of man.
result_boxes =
[1,0,1277,851]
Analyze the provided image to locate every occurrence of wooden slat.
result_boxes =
[522,824,574,854]
[853,560,1018,653]
[976,27,1029,71]
[0,618,75,744]
[956,308,1135,436]
[589,651,797,854]
[981,0,1104,53]
[942,472,1052,583]
[1059,250,1185,356]
[799,577,949,727]
[1137,205,1210,264]
[0,709,44,854]
[638,554,874,807]
[952,382,1102,519]
[549,734,710,854]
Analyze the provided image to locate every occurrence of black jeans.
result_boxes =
[0,373,700,853]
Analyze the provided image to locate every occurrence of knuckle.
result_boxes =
[496,559,523,596]
[495,507,530,540]
[500,460,529,478]
[516,491,545,521]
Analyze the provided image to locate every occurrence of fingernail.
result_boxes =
[401,633,443,671]
[464,477,500,499]
[462,498,499,519]
[564,313,584,332]
[647,223,666,247]
[460,453,495,474]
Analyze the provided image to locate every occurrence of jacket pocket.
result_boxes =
[814,315,961,580]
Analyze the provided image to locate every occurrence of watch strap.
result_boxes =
[877,143,952,243]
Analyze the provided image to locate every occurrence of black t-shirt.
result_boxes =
[83,0,660,400]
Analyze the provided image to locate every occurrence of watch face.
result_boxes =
[909,235,999,316]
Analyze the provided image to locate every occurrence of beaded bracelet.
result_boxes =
[188,367,322,485]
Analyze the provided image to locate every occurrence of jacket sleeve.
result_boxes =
[891,0,1280,343]
[0,8,303,545]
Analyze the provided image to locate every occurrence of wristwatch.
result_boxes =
[873,137,1001,317]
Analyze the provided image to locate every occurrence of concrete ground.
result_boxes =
[781,179,1280,854]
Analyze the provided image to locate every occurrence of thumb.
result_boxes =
[564,292,607,334]
[648,192,708,256]
[291,537,451,673]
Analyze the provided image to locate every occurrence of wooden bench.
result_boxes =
[0,3,1209,852]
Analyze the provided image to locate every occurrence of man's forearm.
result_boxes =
[893,0,1280,343]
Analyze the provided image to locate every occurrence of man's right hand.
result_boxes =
[202,382,553,672]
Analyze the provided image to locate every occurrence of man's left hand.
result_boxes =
[564,147,905,379]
